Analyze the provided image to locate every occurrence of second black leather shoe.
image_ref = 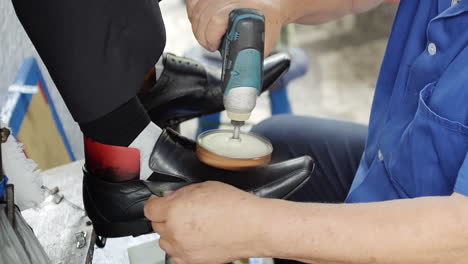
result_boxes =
[138,53,291,128]
[83,128,314,238]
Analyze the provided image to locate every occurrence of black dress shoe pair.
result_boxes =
[83,128,314,238]
[83,53,315,238]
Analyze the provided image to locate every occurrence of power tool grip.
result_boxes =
[220,8,265,96]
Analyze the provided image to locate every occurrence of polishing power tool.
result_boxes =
[220,8,265,139]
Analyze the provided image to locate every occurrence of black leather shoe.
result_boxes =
[83,128,314,238]
[138,53,291,128]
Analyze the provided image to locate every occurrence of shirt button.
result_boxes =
[378,150,384,161]
[428,43,437,56]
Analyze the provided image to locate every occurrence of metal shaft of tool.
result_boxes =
[233,125,241,139]
[231,121,245,139]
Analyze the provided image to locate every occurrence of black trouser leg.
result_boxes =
[251,115,367,264]
[11,0,166,123]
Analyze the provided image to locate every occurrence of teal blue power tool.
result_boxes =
[220,8,265,139]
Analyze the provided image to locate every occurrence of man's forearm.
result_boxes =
[255,193,468,264]
[284,0,384,25]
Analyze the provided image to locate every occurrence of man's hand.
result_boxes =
[144,182,468,264]
[186,0,289,55]
[144,181,267,264]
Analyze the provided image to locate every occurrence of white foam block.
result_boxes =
[2,130,44,210]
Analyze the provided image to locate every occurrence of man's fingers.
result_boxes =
[188,1,236,51]
[171,257,186,264]
[159,239,174,255]
[144,195,170,222]
[151,222,166,235]
[190,0,212,49]
[264,24,280,56]
[203,6,233,51]
[185,0,197,19]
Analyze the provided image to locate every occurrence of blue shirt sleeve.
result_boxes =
[454,152,468,196]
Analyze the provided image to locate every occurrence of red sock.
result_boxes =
[84,137,140,182]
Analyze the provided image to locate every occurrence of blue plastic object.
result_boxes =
[196,113,221,135]
[0,176,8,198]
[269,86,292,115]
[268,48,309,115]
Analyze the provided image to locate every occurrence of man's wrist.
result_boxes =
[236,197,274,258]
[243,198,291,258]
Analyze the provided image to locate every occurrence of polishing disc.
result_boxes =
[197,129,273,170]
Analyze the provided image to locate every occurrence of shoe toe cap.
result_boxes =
[251,156,314,199]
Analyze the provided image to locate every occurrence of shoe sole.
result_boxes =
[93,219,153,238]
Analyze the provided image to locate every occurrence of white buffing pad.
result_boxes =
[198,130,272,159]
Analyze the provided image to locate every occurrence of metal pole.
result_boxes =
[0,128,4,186]
[6,185,14,226]
[0,127,10,179]
[0,128,13,225]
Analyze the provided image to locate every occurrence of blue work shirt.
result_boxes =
[346,0,468,203]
